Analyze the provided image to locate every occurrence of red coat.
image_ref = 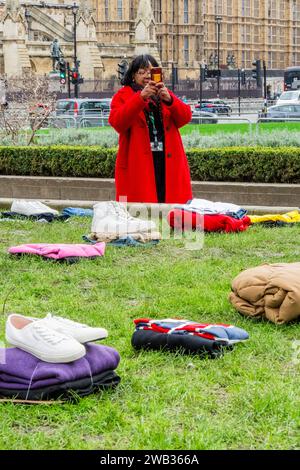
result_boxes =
[109,86,193,203]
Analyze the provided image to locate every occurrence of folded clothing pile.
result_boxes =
[167,198,250,233]
[90,201,161,244]
[1,313,120,401]
[132,318,249,357]
[229,262,300,324]
[8,242,105,263]
[0,344,120,401]
[0,200,69,222]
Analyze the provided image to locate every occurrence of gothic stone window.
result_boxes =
[195,0,200,23]
[152,0,162,23]
[130,0,135,20]
[227,0,232,16]
[184,36,189,63]
[292,0,300,21]
[117,0,123,20]
[105,0,109,21]
[227,23,233,43]
[254,0,259,17]
[184,0,189,24]
[215,0,222,15]
[242,0,251,17]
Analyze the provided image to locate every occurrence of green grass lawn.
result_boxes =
[35,121,300,138]
[181,122,300,135]
[0,217,299,450]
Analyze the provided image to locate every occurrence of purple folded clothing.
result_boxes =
[0,343,120,390]
[8,242,105,259]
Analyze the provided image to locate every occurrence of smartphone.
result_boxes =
[151,67,162,83]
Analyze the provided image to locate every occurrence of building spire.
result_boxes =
[136,0,155,27]
[134,0,160,60]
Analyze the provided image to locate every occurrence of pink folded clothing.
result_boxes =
[8,243,105,260]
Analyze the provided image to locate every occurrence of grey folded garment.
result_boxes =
[0,370,121,401]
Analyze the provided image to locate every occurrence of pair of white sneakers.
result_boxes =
[91,201,156,236]
[5,313,108,363]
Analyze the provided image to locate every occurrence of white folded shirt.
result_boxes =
[175,198,244,215]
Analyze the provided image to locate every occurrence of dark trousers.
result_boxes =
[152,151,166,203]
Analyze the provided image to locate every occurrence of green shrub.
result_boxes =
[1,145,300,183]
[0,146,116,178]
[187,147,300,183]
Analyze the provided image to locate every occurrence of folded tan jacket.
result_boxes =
[229,263,300,324]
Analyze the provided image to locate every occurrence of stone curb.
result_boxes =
[0,198,298,216]
[0,176,300,214]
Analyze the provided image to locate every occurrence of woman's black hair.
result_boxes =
[121,54,159,86]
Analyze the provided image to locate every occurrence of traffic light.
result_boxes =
[241,69,246,86]
[58,59,66,85]
[200,65,208,82]
[71,69,78,84]
[117,61,128,82]
[252,59,262,86]
[70,69,84,85]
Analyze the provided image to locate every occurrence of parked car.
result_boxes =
[191,109,218,124]
[276,90,300,105]
[258,104,300,122]
[52,98,112,127]
[195,99,232,115]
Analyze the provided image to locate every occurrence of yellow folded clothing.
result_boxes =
[249,210,300,224]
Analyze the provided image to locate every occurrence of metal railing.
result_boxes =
[257,116,300,124]
[191,114,253,136]
[47,112,110,129]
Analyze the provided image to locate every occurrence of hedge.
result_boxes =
[1,145,300,183]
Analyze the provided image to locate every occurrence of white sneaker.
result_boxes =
[5,314,85,363]
[91,201,156,236]
[36,313,108,343]
[11,200,59,216]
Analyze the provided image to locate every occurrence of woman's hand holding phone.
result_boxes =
[156,82,172,104]
[141,81,158,100]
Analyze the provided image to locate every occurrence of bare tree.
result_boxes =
[0,73,57,145]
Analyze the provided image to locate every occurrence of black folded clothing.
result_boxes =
[131,329,227,357]
[1,212,70,222]
[0,370,121,401]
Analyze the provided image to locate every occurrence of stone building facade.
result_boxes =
[0,0,300,79]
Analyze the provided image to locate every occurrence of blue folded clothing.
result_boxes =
[62,207,94,217]
[82,234,159,247]
[109,236,160,247]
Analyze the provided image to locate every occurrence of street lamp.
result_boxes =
[215,15,222,97]
[72,3,79,97]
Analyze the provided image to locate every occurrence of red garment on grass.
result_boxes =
[167,209,251,233]
[109,86,192,203]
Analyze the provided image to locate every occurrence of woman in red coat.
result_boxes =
[109,54,193,204]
